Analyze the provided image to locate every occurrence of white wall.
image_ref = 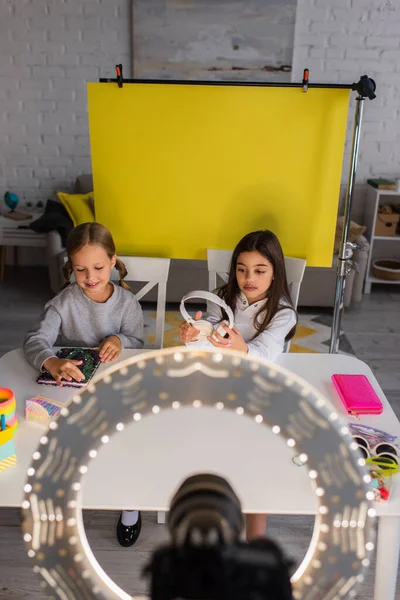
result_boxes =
[0,0,131,207]
[0,0,399,209]
[292,0,400,184]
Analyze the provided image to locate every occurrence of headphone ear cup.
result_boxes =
[212,321,231,341]
[192,320,214,341]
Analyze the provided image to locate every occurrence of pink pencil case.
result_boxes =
[331,374,383,418]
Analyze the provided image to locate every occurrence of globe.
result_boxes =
[4,191,19,211]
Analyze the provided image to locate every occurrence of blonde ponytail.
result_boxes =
[115,258,131,291]
[61,260,73,290]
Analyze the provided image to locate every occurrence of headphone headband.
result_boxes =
[180,290,235,328]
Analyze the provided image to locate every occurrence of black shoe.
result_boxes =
[116,511,142,547]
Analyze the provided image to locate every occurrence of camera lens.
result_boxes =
[168,473,244,547]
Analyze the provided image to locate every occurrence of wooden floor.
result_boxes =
[0,267,399,599]
[0,508,390,599]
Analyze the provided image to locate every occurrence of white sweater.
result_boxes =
[207,291,296,362]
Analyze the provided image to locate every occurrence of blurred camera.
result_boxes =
[144,473,294,600]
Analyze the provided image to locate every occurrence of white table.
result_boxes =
[0,214,46,281]
[0,349,399,600]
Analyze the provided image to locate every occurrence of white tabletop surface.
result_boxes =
[1,349,399,516]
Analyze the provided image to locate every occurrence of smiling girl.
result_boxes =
[24,222,145,549]
[24,222,144,383]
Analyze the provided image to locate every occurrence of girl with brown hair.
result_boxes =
[179,229,297,359]
[179,230,298,540]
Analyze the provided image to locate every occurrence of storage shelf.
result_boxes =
[373,189,400,196]
[364,186,400,293]
[366,274,400,285]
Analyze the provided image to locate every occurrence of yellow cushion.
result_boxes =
[57,192,95,226]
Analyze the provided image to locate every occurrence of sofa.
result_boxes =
[47,175,370,308]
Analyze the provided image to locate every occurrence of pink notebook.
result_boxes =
[331,374,383,418]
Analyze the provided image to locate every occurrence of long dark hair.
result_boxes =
[219,230,297,342]
[62,222,131,291]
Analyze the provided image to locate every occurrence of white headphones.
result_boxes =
[180,290,235,346]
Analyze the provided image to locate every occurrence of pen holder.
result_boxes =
[0,387,18,433]
[0,425,16,472]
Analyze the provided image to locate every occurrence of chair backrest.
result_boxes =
[113,256,171,349]
[207,249,232,292]
[207,249,306,352]
[282,256,307,311]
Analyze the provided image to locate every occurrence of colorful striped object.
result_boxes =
[0,425,16,472]
[0,453,17,472]
[25,395,64,427]
[0,387,18,432]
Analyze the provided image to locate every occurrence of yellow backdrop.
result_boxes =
[87,83,349,266]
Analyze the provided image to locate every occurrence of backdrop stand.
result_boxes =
[329,76,376,354]
[98,70,376,336]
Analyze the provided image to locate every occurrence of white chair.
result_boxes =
[115,256,170,524]
[113,256,171,349]
[207,249,234,294]
[206,249,306,351]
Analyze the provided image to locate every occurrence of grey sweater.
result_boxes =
[24,282,144,371]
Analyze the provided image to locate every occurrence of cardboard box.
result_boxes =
[375,213,399,236]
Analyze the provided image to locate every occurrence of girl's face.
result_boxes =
[236,250,274,304]
[71,243,116,300]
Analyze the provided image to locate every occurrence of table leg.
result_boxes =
[0,246,6,282]
[157,511,166,524]
[374,515,400,600]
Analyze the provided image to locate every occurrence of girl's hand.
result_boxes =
[98,335,122,362]
[179,311,202,343]
[43,357,84,386]
[208,325,248,353]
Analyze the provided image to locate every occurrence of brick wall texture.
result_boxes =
[1,0,399,206]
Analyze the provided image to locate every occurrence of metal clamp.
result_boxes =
[336,242,357,276]
[302,68,309,93]
[342,241,357,260]
[116,64,123,88]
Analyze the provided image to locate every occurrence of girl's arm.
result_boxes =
[114,295,144,349]
[23,306,62,371]
[247,308,297,362]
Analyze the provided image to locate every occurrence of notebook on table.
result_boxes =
[37,348,101,388]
